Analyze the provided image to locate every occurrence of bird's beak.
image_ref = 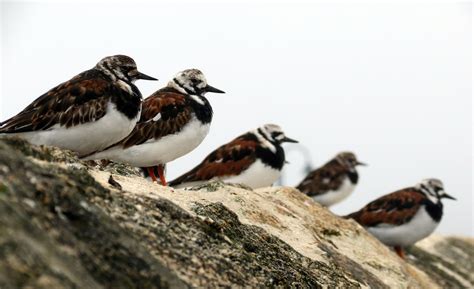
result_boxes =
[356,161,367,166]
[282,136,298,143]
[442,193,456,200]
[204,85,225,94]
[136,71,158,81]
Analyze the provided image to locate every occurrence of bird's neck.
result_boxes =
[327,159,359,184]
[423,198,444,222]
[251,130,285,170]
[111,82,142,119]
[189,94,213,124]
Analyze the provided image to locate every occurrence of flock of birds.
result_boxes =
[0,55,455,260]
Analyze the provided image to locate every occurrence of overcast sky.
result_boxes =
[1,2,472,236]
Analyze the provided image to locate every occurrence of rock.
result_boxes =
[0,138,472,288]
[407,235,474,288]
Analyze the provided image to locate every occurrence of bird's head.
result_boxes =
[170,69,225,96]
[257,124,298,145]
[335,152,366,170]
[417,178,456,203]
[96,55,157,83]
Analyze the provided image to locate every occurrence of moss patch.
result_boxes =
[321,228,342,237]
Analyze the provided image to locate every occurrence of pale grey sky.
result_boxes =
[1,2,472,236]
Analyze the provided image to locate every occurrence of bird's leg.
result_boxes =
[157,164,167,186]
[394,246,405,259]
[146,167,158,183]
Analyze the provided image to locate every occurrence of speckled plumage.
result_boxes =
[84,69,224,185]
[297,152,364,207]
[0,55,156,156]
[169,124,297,189]
[346,179,455,258]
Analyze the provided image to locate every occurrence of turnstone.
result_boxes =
[169,124,298,189]
[345,178,455,259]
[0,55,157,156]
[84,69,224,185]
[296,152,366,207]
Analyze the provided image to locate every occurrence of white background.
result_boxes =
[1,1,472,236]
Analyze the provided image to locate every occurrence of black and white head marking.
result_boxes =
[171,69,207,95]
[253,124,297,153]
[96,55,137,82]
[95,55,157,84]
[168,69,224,104]
[416,178,454,203]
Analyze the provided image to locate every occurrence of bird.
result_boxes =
[345,178,455,259]
[296,152,366,207]
[169,124,298,189]
[83,69,224,185]
[0,55,157,156]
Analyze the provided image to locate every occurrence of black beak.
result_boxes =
[204,85,225,94]
[356,161,367,166]
[442,193,456,200]
[282,136,298,143]
[136,71,158,81]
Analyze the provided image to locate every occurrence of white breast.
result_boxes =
[11,101,139,156]
[87,117,210,167]
[223,160,281,189]
[366,206,440,247]
[175,159,281,190]
[312,177,355,207]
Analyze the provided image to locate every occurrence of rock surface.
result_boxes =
[0,138,472,288]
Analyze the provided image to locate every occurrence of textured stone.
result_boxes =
[0,138,472,288]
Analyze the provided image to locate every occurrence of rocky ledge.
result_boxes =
[0,138,472,288]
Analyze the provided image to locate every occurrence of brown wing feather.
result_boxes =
[346,188,426,227]
[297,160,346,196]
[169,134,258,186]
[117,90,192,148]
[0,71,111,132]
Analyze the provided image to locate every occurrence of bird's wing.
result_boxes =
[0,70,117,133]
[345,188,425,227]
[117,90,192,148]
[297,162,346,196]
[169,134,258,186]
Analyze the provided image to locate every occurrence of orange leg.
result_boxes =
[146,167,158,183]
[394,246,405,259]
[157,164,167,186]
